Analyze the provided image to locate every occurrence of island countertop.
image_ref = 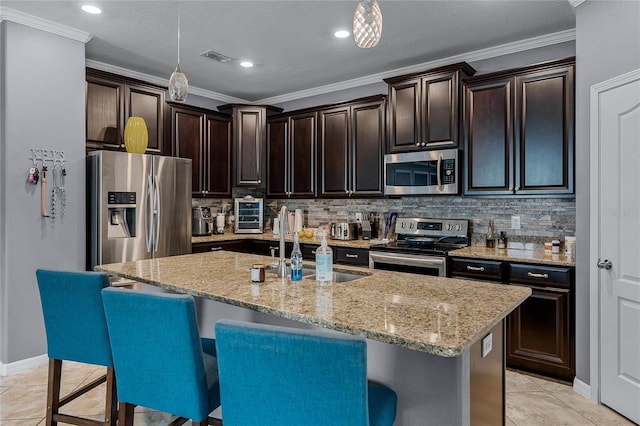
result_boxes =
[96,251,530,357]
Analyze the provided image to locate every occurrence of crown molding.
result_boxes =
[257,28,576,105]
[85,60,247,104]
[568,0,587,8]
[0,7,92,43]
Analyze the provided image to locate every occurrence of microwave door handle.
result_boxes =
[437,154,443,190]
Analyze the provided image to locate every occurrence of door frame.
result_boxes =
[589,68,640,403]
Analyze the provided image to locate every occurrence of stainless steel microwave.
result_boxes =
[383,149,459,196]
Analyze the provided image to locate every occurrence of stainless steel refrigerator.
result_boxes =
[87,151,192,270]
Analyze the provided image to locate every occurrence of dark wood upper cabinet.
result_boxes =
[318,96,385,198]
[267,112,316,198]
[464,57,575,196]
[86,68,166,154]
[218,104,283,187]
[385,62,475,152]
[169,102,231,197]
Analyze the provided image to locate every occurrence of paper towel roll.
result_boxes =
[273,214,280,235]
[294,209,303,233]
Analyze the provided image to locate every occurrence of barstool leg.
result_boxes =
[46,359,62,426]
[118,402,135,426]
[104,367,117,425]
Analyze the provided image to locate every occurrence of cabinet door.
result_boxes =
[464,78,514,195]
[205,114,232,197]
[351,100,384,197]
[289,113,316,198]
[171,107,204,196]
[125,84,165,154]
[267,118,288,197]
[318,107,350,197]
[387,79,421,153]
[507,285,574,381]
[515,65,574,195]
[86,76,123,150]
[235,107,266,186]
[422,71,458,148]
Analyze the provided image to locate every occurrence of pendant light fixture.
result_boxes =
[353,0,383,49]
[169,12,188,102]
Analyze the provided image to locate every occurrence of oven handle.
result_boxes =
[369,252,446,268]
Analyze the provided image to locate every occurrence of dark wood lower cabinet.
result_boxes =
[506,284,573,381]
[450,257,575,382]
[192,240,249,254]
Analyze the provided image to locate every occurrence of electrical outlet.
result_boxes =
[511,215,521,230]
[481,333,493,358]
[355,212,362,223]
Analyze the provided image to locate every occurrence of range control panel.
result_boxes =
[395,217,469,238]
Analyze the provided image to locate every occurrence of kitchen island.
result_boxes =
[97,250,530,425]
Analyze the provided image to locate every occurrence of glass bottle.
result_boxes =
[486,219,496,248]
[290,232,303,281]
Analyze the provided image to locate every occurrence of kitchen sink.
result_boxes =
[266,266,367,283]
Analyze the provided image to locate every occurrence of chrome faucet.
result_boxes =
[277,205,288,278]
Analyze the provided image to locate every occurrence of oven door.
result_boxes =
[369,251,447,277]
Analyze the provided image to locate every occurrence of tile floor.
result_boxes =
[0,362,635,425]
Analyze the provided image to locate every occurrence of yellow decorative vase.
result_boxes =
[124,117,148,154]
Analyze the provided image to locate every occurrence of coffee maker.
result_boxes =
[192,207,214,236]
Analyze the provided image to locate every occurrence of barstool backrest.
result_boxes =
[36,269,113,367]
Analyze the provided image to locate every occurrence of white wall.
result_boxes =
[0,21,87,368]
[574,0,640,386]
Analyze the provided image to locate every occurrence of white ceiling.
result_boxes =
[1,1,576,103]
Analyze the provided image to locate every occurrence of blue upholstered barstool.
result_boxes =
[101,287,221,426]
[35,269,117,426]
[214,319,398,426]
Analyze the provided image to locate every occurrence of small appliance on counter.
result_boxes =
[192,206,214,236]
[330,222,359,240]
[215,213,225,234]
[234,196,263,234]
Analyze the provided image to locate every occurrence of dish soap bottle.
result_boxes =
[315,232,333,285]
[290,232,303,281]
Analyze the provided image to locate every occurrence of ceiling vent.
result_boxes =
[200,50,234,63]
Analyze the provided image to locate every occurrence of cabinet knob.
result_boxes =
[210,247,223,251]
[120,144,125,148]
[514,186,520,191]
[257,179,262,184]
[345,253,359,258]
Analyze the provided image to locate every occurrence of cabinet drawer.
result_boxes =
[450,258,504,281]
[301,244,321,261]
[509,263,571,288]
[334,247,369,267]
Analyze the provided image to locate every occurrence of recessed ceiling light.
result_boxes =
[239,61,254,68]
[334,30,350,38]
[81,5,102,14]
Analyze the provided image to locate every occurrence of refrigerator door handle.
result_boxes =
[145,174,153,252]
[153,175,161,252]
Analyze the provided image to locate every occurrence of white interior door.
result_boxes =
[592,69,640,423]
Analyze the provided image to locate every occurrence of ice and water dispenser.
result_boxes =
[107,192,136,238]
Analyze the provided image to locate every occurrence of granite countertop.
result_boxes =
[192,232,374,249]
[450,246,575,267]
[96,251,530,357]
[193,234,576,266]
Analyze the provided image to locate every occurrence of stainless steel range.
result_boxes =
[368,217,469,277]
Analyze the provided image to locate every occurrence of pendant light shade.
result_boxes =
[353,0,383,49]
[169,14,188,102]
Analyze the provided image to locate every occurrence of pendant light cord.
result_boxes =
[177,12,181,65]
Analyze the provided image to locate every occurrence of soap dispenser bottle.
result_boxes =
[315,232,333,285]
[291,232,303,281]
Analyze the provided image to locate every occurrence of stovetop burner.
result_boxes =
[369,217,469,255]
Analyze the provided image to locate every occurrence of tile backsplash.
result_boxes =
[195,192,576,248]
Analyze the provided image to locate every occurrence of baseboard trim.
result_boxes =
[0,354,48,376]
[573,377,592,400]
